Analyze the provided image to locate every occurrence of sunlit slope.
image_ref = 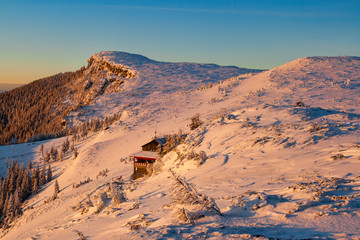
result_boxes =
[1,55,359,239]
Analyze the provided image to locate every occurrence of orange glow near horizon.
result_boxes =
[0,58,83,84]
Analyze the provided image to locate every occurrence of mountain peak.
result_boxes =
[91,51,156,68]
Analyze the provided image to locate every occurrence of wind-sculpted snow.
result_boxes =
[0,55,359,239]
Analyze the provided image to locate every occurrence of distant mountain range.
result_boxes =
[0,83,23,93]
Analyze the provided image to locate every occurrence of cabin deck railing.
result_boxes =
[134,162,154,167]
[134,162,147,167]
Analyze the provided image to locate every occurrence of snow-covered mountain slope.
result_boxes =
[67,51,262,126]
[0,55,359,239]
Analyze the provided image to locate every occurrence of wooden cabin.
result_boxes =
[141,137,166,152]
[131,138,166,180]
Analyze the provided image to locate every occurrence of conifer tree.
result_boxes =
[32,165,40,187]
[52,179,60,200]
[54,180,60,194]
[62,137,70,153]
[20,171,31,200]
[50,146,58,161]
[32,178,39,194]
[8,171,16,193]
[13,189,21,215]
[47,165,52,182]
[6,193,14,221]
[40,165,46,185]
[27,158,32,171]
[40,144,44,159]
[44,150,50,163]
[3,192,10,216]
[13,160,19,178]
[7,159,14,177]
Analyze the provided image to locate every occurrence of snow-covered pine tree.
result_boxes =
[50,146,58,162]
[46,165,52,182]
[44,150,50,163]
[32,178,39,194]
[40,144,44,159]
[13,160,19,178]
[62,137,70,153]
[3,192,10,216]
[13,189,21,215]
[47,165,52,182]
[8,170,16,193]
[54,180,60,194]
[39,165,46,185]
[6,193,15,222]
[31,165,40,188]
[20,171,31,200]
[17,163,26,188]
[50,180,60,200]
[27,158,32,171]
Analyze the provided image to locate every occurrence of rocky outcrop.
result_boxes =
[71,55,136,106]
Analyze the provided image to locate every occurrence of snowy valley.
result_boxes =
[0,52,359,239]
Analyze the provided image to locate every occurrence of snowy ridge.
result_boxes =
[67,51,262,126]
[0,54,359,239]
[92,51,157,68]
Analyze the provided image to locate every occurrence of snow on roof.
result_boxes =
[141,137,166,147]
[154,137,166,145]
[131,151,158,159]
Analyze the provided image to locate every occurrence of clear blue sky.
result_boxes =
[0,0,359,84]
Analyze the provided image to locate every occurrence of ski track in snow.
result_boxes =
[0,53,359,239]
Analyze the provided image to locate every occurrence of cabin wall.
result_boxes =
[142,141,159,152]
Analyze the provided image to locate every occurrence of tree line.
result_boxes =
[0,57,129,146]
[0,70,84,145]
[0,159,52,229]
